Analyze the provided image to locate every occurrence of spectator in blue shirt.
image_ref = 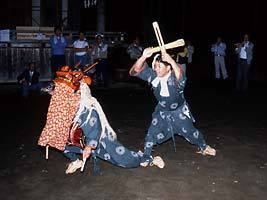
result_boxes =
[50,26,68,79]
[211,37,228,80]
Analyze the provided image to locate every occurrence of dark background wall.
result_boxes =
[81,0,265,80]
[0,0,32,27]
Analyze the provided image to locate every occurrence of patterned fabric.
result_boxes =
[64,109,142,168]
[64,102,142,168]
[38,82,80,151]
[63,83,142,168]
[135,67,207,162]
[211,42,226,56]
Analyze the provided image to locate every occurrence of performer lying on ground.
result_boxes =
[129,48,216,167]
[38,65,164,175]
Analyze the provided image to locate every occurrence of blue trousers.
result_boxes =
[142,109,207,162]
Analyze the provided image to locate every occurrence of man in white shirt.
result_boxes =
[73,31,89,70]
[235,34,254,92]
[91,34,109,87]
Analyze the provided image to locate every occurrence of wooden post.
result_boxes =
[45,145,49,160]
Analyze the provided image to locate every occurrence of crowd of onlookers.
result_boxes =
[16,25,254,98]
[173,33,254,93]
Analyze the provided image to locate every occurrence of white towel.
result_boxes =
[151,72,171,97]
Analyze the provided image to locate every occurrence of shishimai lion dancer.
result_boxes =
[38,65,164,175]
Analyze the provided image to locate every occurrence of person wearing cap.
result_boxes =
[129,48,216,167]
[91,34,109,87]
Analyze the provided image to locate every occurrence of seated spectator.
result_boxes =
[17,62,41,98]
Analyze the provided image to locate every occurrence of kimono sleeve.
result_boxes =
[136,67,157,83]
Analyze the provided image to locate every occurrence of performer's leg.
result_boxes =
[63,146,83,174]
[141,119,166,168]
[174,115,215,155]
[96,138,141,168]
[63,145,82,161]
[179,122,207,150]
[141,132,155,164]
[141,131,166,168]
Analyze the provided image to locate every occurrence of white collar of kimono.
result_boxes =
[151,71,171,97]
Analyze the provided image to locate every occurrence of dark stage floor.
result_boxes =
[1,80,267,200]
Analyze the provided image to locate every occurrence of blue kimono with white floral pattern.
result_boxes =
[64,108,142,168]
[136,67,207,162]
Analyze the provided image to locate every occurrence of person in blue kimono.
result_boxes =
[129,48,216,167]
[64,82,164,174]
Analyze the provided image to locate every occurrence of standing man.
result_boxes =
[235,34,254,92]
[127,36,144,64]
[176,45,189,75]
[129,48,216,167]
[186,40,194,65]
[50,26,68,79]
[72,31,89,70]
[211,37,228,80]
[91,33,109,87]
